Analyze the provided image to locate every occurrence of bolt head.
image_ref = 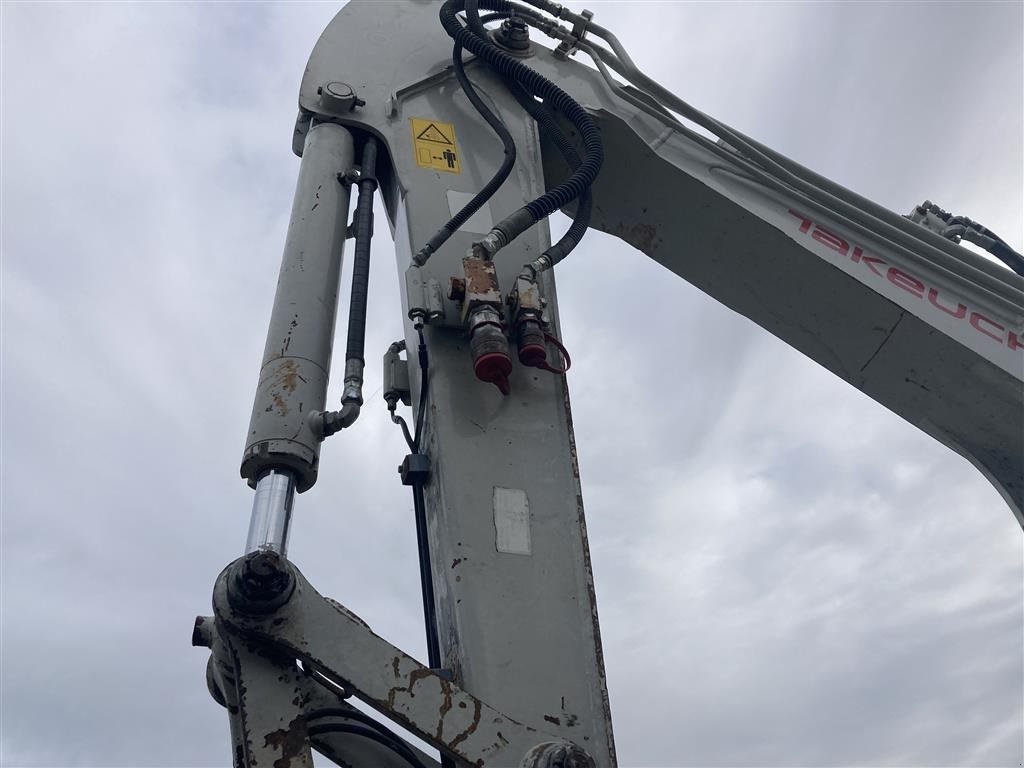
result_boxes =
[227,551,295,612]
[246,551,283,579]
[320,81,359,112]
[493,16,532,53]
[324,81,353,99]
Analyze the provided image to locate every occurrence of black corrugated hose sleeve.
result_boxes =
[508,83,592,265]
[465,0,489,38]
[439,0,603,241]
[990,240,1024,276]
[345,137,378,363]
[415,42,517,265]
[440,0,602,215]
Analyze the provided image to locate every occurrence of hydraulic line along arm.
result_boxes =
[197,2,1024,766]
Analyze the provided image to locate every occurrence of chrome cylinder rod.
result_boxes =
[245,469,297,556]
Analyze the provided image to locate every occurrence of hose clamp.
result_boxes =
[554,8,593,59]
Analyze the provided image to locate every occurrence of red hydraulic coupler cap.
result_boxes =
[518,342,547,368]
[516,317,547,368]
[474,351,513,396]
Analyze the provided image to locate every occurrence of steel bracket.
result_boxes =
[553,9,593,59]
[208,558,594,768]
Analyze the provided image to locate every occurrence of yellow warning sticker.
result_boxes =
[410,117,461,174]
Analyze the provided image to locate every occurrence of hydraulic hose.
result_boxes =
[407,328,442,673]
[508,83,592,269]
[307,708,428,768]
[316,136,378,438]
[412,477,441,670]
[306,723,427,768]
[344,137,378,378]
[963,231,1024,276]
[575,34,1023,306]
[465,0,591,268]
[412,328,430,453]
[414,43,518,265]
[431,0,603,257]
[465,0,490,38]
[944,216,1024,275]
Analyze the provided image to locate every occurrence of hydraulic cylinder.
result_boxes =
[240,121,355,504]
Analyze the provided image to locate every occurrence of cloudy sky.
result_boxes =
[2,2,1021,767]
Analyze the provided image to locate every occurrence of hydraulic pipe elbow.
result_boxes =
[338,399,361,429]
[313,357,365,438]
[313,400,361,439]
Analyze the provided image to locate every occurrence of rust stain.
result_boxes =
[449,699,482,751]
[436,680,454,740]
[407,667,433,696]
[272,393,287,417]
[448,276,466,302]
[481,730,511,757]
[463,258,499,294]
[277,359,301,393]
[387,665,435,709]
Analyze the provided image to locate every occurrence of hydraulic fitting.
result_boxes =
[405,265,430,326]
[459,255,512,394]
[469,306,513,395]
[509,273,547,368]
[382,340,411,409]
[516,315,547,368]
[341,358,365,406]
[460,255,503,322]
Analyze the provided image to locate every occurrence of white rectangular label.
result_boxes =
[447,189,494,234]
[493,487,531,556]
